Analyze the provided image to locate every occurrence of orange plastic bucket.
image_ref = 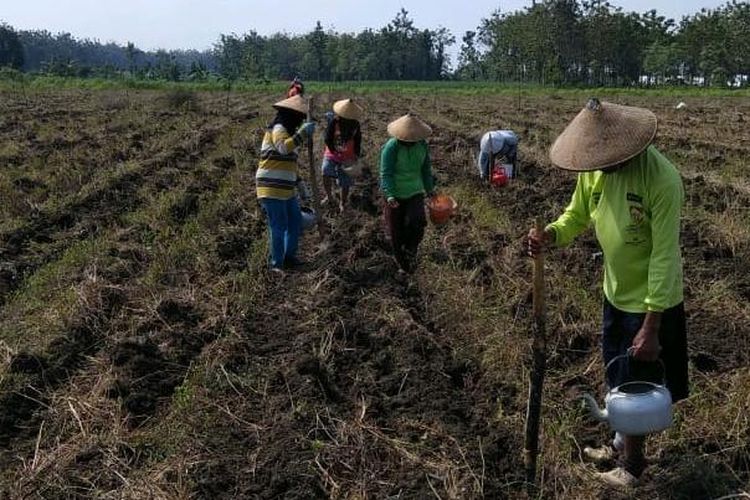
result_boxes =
[427,194,457,225]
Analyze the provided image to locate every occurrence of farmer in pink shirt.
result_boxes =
[321,99,364,213]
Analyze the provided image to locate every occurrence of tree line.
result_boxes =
[0,26,216,80]
[458,0,749,87]
[216,12,454,82]
[1,2,749,87]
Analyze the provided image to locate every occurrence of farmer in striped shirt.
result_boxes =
[256,95,315,271]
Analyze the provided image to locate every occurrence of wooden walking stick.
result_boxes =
[524,218,547,493]
[306,96,325,238]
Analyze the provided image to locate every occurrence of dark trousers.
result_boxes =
[602,299,689,402]
[383,194,426,273]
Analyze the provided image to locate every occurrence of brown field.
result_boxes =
[0,88,748,499]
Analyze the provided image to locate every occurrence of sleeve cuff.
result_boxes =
[544,224,558,246]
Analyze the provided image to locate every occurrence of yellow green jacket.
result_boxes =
[547,146,684,313]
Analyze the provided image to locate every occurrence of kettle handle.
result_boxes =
[605,348,666,385]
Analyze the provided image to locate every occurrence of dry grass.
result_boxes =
[0,89,748,499]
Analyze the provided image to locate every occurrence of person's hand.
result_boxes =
[631,313,662,361]
[298,121,316,138]
[387,198,399,208]
[631,327,661,361]
[527,227,553,257]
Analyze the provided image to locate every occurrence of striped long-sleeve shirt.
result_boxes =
[256,124,304,200]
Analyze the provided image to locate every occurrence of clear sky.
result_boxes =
[0,0,730,60]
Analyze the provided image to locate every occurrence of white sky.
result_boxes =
[0,0,730,61]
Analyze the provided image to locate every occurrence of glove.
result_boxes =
[298,121,316,138]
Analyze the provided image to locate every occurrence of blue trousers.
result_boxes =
[260,197,301,268]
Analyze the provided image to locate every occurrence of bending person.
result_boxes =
[478,129,518,181]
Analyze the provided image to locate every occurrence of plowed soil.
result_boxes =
[0,88,748,499]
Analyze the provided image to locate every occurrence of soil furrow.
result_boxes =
[0,126,224,305]
[0,89,747,499]
[0,126,233,471]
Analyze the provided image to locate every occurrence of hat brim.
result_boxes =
[387,115,432,142]
[273,95,308,115]
[333,99,363,121]
[549,102,657,171]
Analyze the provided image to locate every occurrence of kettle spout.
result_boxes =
[580,393,608,422]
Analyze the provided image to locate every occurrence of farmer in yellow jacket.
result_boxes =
[527,98,688,488]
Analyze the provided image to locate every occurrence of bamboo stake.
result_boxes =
[306,96,325,238]
[524,218,547,493]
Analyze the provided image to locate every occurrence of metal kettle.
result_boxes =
[581,352,673,436]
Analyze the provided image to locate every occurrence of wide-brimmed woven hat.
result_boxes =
[273,95,307,115]
[387,113,432,142]
[549,98,657,171]
[333,99,363,121]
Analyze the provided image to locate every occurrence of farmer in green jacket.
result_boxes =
[380,113,435,273]
[527,98,688,488]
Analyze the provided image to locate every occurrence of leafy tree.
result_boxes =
[0,24,24,69]
[643,40,681,84]
[457,31,482,80]
[216,34,244,80]
[155,50,181,81]
[354,29,380,80]
[125,42,140,74]
[431,26,456,78]
[304,21,328,80]
[242,31,266,79]
[188,61,210,81]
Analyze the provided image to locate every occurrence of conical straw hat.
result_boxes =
[333,98,363,121]
[549,98,657,171]
[387,113,432,142]
[273,95,307,115]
